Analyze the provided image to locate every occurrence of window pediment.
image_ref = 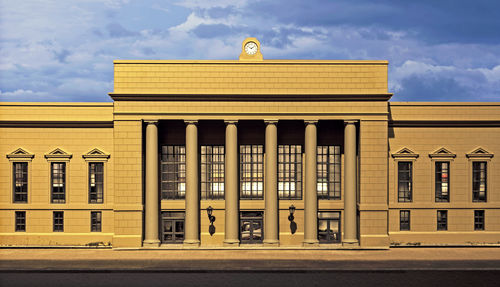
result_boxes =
[45,148,72,159]
[6,148,34,159]
[82,148,110,160]
[466,147,493,159]
[429,147,456,158]
[391,147,419,159]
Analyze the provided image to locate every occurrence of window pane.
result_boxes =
[13,162,28,203]
[51,163,66,203]
[279,145,302,200]
[317,146,341,200]
[161,145,186,200]
[240,145,264,200]
[398,162,412,202]
[201,145,225,200]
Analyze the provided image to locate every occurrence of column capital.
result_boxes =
[344,120,358,125]
[304,120,318,125]
[144,120,159,125]
[264,119,278,125]
[184,120,198,125]
[224,120,238,125]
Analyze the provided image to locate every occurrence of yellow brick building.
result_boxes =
[1,38,499,248]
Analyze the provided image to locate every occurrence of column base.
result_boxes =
[223,239,240,247]
[303,239,320,247]
[342,239,359,248]
[183,240,201,248]
[263,239,280,247]
[142,239,160,248]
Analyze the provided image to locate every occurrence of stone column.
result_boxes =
[303,120,319,246]
[143,120,160,247]
[184,120,200,247]
[224,120,239,246]
[343,120,359,246]
[264,120,279,246]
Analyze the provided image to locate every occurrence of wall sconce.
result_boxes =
[288,205,296,222]
[288,205,297,234]
[207,206,216,236]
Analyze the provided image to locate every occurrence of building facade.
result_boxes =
[1,38,499,248]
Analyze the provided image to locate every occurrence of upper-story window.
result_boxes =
[201,145,225,200]
[89,163,104,203]
[240,145,263,199]
[317,145,341,200]
[13,162,28,203]
[435,162,450,202]
[278,145,302,200]
[51,162,66,203]
[398,162,412,202]
[472,162,487,202]
[161,145,186,200]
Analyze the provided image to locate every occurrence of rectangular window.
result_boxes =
[15,211,26,232]
[318,211,341,243]
[472,162,487,202]
[279,145,302,200]
[398,162,412,202]
[89,163,104,203]
[201,145,225,200]
[161,146,186,200]
[240,211,263,244]
[53,211,64,232]
[437,210,447,231]
[13,162,28,203]
[317,146,341,200]
[161,212,185,244]
[435,162,450,202]
[51,162,66,203]
[474,210,485,231]
[91,211,102,232]
[240,145,264,199]
[400,210,410,231]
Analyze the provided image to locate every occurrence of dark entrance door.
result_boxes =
[240,211,263,244]
[161,211,185,244]
[318,211,341,243]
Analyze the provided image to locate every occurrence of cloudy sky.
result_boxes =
[1,0,499,102]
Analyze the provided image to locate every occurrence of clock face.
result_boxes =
[244,41,258,55]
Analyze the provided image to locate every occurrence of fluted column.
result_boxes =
[184,120,200,247]
[264,120,279,246]
[224,120,239,246]
[303,120,319,246]
[343,120,359,246]
[143,120,160,247]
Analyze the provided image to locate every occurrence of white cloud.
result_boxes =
[0,89,49,101]
[174,0,248,9]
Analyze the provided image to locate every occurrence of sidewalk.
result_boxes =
[1,248,500,271]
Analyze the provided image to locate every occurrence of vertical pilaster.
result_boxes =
[343,120,359,246]
[264,120,279,246]
[303,120,319,246]
[143,120,160,247]
[224,120,239,246]
[184,120,200,247]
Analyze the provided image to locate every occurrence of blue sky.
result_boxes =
[1,0,499,102]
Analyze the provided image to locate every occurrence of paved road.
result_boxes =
[1,270,499,287]
[1,248,500,286]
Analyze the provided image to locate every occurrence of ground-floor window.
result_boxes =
[240,211,263,244]
[161,211,185,244]
[318,211,341,243]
